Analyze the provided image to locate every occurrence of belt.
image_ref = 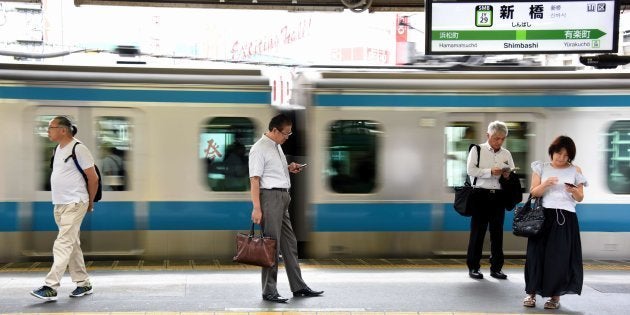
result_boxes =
[477,188,500,194]
[546,208,569,212]
[262,188,289,192]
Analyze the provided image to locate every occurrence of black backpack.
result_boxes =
[50,142,102,202]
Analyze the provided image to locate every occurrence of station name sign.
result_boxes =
[426,0,619,54]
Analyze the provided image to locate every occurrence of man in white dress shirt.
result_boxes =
[249,114,323,303]
[466,121,515,280]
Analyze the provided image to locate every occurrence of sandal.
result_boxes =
[544,298,560,309]
[523,295,536,307]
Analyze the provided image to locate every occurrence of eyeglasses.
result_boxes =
[47,126,63,130]
[277,129,292,137]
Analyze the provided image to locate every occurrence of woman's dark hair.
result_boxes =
[54,116,78,136]
[548,135,576,163]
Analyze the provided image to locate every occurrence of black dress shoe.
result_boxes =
[469,269,483,279]
[262,294,288,303]
[293,287,324,297]
[491,270,508,280]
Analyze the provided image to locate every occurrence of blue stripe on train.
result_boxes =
[0,86,270,104]
[315,203,630,232]
[148,201,250,230]
[23,201,251,231]
[0,202,17,231]
[1,201,628,232]
[32,201,136,231]
[315,94,630,108]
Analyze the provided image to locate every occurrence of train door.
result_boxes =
[279,109,309,256]
[88,108,142,256]
[442,112,540,255]
[25,106,142,258]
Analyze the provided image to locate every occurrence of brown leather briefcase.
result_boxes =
[233,223,277,268]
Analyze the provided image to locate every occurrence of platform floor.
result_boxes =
[2,259,630,315]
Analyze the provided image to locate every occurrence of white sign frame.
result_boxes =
[425,0,620,54]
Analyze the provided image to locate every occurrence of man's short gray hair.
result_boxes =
[487,120,508,136]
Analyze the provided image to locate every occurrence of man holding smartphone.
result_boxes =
[248,114,323,303]
[465,121,516,280]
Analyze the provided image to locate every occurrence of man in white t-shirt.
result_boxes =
[30,116,99,302]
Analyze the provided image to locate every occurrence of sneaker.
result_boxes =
[30,285,57,301]
[69,285,93,297]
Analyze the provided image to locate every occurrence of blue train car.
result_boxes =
[297,69,630,259]
[1,64,629,261]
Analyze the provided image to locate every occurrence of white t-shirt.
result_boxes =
[248,134,290,189]
[50,139,95,205]
[532,161,588,213]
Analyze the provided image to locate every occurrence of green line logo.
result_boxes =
[475,5,493,27]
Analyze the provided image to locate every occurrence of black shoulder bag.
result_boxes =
[453,144,480,217]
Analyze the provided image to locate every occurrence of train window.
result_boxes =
[36,115,69,191]
[445,121,530,191]
[328,120,380,193]
[607,121,630,194]
[504,121,530,192]
[445,122,478,187]
[200,117,255,191]
[96,117,132,191]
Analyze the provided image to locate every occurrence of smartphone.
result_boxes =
[564,182,577,188]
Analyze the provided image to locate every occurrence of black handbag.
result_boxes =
[233,223,277,268]
[512,194,545,237]
[453,144,480,217]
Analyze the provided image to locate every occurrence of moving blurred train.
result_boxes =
[1,63,630,262]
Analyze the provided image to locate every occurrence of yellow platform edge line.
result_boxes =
[2,265,629,272]
[0,312,555,315]
[1,259,629,273]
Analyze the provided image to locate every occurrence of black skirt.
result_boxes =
[524,208,583,297]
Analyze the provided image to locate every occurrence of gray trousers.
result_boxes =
[260,190,307,296]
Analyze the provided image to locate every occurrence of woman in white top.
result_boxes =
[523,135,587,310]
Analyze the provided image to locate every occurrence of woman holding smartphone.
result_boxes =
[522,135,587,310]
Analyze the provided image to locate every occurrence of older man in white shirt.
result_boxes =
[466,120,516,280]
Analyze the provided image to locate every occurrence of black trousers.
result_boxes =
[466,189,506,272]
